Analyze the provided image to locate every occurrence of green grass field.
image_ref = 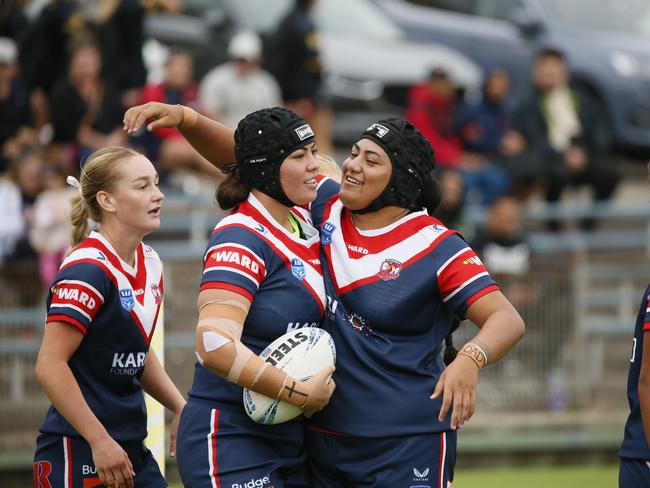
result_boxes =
[170,464,618,487]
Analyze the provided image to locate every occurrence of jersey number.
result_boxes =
[631,337,638,363]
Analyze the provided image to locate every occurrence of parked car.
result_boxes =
[144,0,482,144]
[375,0,650,152]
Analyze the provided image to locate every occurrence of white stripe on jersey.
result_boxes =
[437,248,470,277]
[203,266,260,288]
[443,272,489,303]
[55,280,105,302]
[204,242,265,268]
[215,213,325,311]
[325,201,446,290]
[53,302,92,321]
[208,409,219,488]
[63,436,70,488]
[439,432,447,488]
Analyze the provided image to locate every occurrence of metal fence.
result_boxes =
[0,248,640,454]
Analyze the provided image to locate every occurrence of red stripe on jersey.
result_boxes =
[200,282,254,303]
[466,284,500,306]
[643,322,650,332]
[46,314,87,334]
[128,276,163,345]
[438,249,488,301]
[50,283,103,320]
[340,209,444,257]
[214,224,324,314]
[204,245,266,286]
[209,409,221,488]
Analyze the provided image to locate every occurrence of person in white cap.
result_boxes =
[199,31,282,128]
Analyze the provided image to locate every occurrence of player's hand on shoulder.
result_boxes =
[123,101,184,134]
[90,435,135,488]
[430,355,479,430]
[301,364,336,418]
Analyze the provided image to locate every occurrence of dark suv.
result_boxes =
[375,0,650,152]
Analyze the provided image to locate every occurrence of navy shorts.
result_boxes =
[33,433,166,487]
[176,399,310,488]
[307,427,456,488]
[619,457,650,487]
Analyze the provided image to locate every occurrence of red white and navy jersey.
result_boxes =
[188,193,326,406]
[308,179,499,437]
[620,283,650,459]
[40,231,164,442]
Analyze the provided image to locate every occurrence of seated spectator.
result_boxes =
[139,49,222,182]
[29,166,74,287]
[49,40,125,168]
[472,195,536,308]
[512,49,620,231]
[460,69,543,199]
[0,37,37,173]
[199,31,281,128]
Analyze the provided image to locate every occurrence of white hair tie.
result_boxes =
[66,175,83,196]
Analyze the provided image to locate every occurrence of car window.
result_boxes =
[474,0,525,21]
[545,0,650,37]
[224,0,402,41]
[404,0,477,15]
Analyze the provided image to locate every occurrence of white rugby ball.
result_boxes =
[243,327,336,425]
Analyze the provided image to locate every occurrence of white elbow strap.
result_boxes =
[202,330,233,352]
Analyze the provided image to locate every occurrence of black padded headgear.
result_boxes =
[354,117,436,214]
[235,107,315,207]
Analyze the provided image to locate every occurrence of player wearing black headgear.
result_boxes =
[355,117,435,213]
[234,107,315,207]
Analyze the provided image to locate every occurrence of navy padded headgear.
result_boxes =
[235,107,315,207]
[355,117,435,214]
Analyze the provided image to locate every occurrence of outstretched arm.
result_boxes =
[123,102,235,167]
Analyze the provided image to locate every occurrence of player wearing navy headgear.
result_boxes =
[122,104,524,487]
[619,284,650,487]
[171,107,335,488]
[33,147,186,488]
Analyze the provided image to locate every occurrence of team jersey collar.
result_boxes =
[346,207,428,237]
[246,193,318,242]
[90,231,139,276]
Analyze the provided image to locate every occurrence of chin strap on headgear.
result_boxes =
[235,107,315,207]
[353,117,435,214]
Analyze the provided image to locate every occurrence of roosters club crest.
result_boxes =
[377,259,402,281]
[151,283,163,304]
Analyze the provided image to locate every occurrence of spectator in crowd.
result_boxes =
[512,48,620,231]
[49,40,125,168]
[140,49,221,181]
[459,69,534,202]
[0,37,37,173]
[0,0,29,39]
[199,31,282,128]
[406,67,465,225]
[268,0,333,153]
[0,158,25,267]
[29,166,75,287]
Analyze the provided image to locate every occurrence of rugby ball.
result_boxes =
[243,328,336,425]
